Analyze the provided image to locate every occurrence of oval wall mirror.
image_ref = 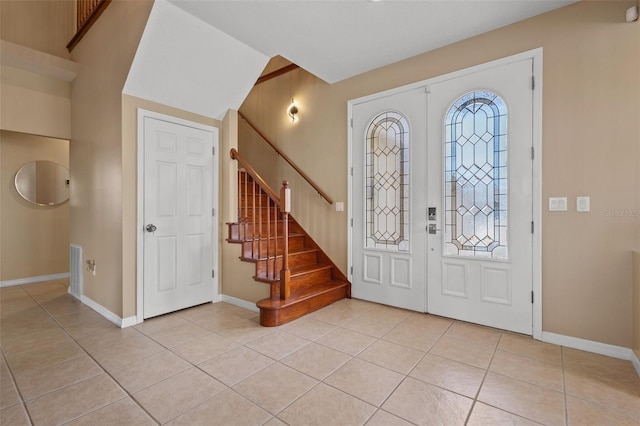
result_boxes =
[15,161,69,206]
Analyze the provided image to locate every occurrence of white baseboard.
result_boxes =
[542,332,639,378]
[67,286,81,301]
[542,331,634,361]
[220,294,259,313]
[632,350,640,377]
[81,295,137,328]
[121,316,139,328]
[1,273,70,287]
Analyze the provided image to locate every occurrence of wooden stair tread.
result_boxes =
[226,232,304,244]
[257,280,349,309]
[254,263,332,282]
[227,232,305,243]
[241,247,319,262]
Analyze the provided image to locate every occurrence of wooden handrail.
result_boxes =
[238,111,334,205]
[231,149,280,204]
[255,64,300,85]
[67,0,112,52]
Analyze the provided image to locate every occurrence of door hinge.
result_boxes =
[531,221,534,233]
[531,147,535,160]
[212,270,215,278]
[531,76,535,91]
[350,266,353,275]
[350,218,353,227]
[531,291,534,303]
[350,118,353,128]
[350,167,353,177]
[212,208,215,216]
[212,146,216,156]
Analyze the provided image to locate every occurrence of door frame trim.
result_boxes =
[347,48,543,339]
[136,109,220,324]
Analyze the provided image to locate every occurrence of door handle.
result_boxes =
[146,224,157,233]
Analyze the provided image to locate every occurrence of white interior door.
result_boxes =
[351,88,428,312]
[427,59,534,334]
[143,116,217,319]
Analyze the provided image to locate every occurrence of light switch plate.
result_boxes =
[577,196,590,212]
[549,197,568,212]
[335,202,344,212]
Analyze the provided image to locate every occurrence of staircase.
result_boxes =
[227,150,350,327]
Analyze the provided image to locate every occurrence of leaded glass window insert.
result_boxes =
[365,111,409,252]
[444,91,508,259]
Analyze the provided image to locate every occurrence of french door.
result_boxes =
[351,57,534,334]
[351,88,428,312]
[426,59,534,334]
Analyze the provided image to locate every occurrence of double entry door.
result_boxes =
[351,58,534,334]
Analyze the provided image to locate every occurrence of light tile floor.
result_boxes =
[1,280,640,425]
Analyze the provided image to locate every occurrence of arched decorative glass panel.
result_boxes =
[444,91,508,259]
[365,111,410,252]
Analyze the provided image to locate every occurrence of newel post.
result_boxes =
[280,181,291,300]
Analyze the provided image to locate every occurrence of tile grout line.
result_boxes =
[2,283,68,426]
[463,330,502,425]
[139,306,292,424]
[132,310,262,424]
[373,313,454,424]
[0,348,35,426]
[282,311,397,425]
[561,345,569,426]
[318,311,447,425]
[127,316,261,424]
[260,307,411,424]
[16,282,162,426]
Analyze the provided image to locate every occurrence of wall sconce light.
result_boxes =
[287,99,299,122]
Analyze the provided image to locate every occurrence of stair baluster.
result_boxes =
[266,187,272,282]
[250,178,256,257]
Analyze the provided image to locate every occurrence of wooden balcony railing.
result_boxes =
[238,111,333,205]
[231,148,291,299]
[67,0,112,52]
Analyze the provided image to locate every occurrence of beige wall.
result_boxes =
[239,1,640,347]
[0,131,69,281]
[121,95,222,318]
[0,65,72,139]
[0,1,74,284]
[0,0,74,59]
[70,0,153,317]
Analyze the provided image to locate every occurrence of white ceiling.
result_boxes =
[123,1,270,120]
[124,0,577,120]
[169,0,578,84]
